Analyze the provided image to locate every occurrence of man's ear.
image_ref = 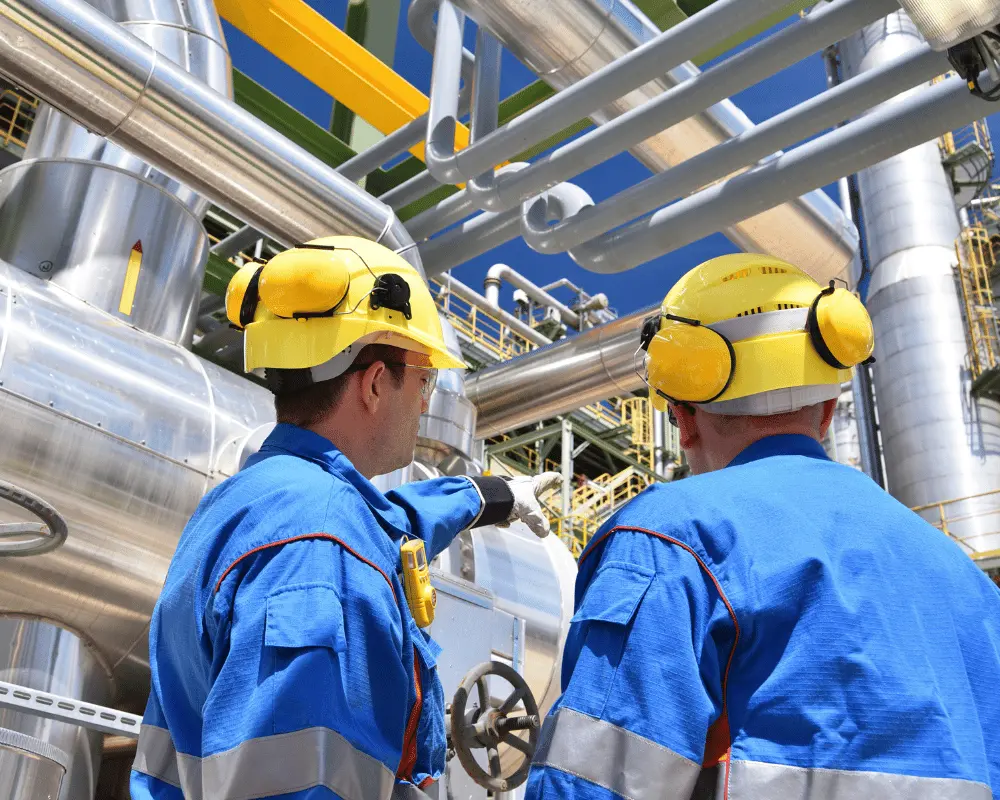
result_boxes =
[817,397,837,439]
[358,361,387,415]
[671,403,700,450]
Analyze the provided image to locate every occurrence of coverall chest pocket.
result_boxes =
[264,583,348,731]
[565,564,654,718]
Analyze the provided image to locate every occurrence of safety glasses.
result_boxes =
[346,361,438,401]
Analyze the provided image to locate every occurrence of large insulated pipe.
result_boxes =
[467,309,651,438]
[840,10,1000,553]
[447,0,859,281]
[0,0,422,272]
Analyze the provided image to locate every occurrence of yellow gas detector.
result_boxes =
[401,537,436,628]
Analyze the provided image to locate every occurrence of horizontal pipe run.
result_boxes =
[337,115,429,181]
[484,0,899,213]
[425,0,804,183]
[467,308,655,438]
[419,207,522,275]
[575,72,993,273]
[526,43,947,255]
[0,0,423,272]
[378,170,441,210]
[438,275,552,347]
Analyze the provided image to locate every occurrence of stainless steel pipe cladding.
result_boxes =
[841,10,1000,552]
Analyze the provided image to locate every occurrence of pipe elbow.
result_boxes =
[424,138,468,186]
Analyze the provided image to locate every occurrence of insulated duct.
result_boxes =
[840,10,1000,552]
[448,0,859,281]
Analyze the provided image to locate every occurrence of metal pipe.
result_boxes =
[468,308,653,438]
[484,264,581,328]
[451,0,857,288]
[419,206,522,275]
[466,26,506,212]
[424,0,800,183]
[572,72,993,274]
[472,0,900,214]
[437,274,552,347]
[524,43,946,256]
[378,169,441,210]
[211,224,262,259]
[841,9,1000,552]
[0,0,424,273]
[336,0,478,183]
[407,163,529,241]
[823,42,886,487]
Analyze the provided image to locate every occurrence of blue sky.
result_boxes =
[222,3,1000,318]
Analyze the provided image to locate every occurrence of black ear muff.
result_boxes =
[807,281,876,369]
[239,265,266,329]
[639,314,662,351]
[370,273,412,320]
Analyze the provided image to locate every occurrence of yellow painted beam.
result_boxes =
[216,0,470,162]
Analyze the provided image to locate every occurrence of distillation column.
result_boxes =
[840,10,1000,553]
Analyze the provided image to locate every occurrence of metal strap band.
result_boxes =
[727,759,993,800]
[533,708,701,800]
[133,723,396,800]
[0,726,71,770]
[708,308,809,343]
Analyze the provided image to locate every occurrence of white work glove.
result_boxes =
[498,472,563,538]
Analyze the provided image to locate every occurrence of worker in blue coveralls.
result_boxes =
[130,236,561,800]
[527,254,1000,800]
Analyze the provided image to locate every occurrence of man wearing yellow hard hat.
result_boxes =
[131,237,560,800]
[527,255,1000,800]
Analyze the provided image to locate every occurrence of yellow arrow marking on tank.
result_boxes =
[118,240,143,316]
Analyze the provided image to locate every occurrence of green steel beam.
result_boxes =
[204,252,240,298]
[485,424,564,457]
[571,424,660,482]
[330,0,370,142]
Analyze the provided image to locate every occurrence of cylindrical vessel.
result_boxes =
[0,260,275,713]
[841,10,1000,552]
[0,619,110,800]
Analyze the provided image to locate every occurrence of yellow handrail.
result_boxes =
[0,88,38,150]
[912,488,1000,561]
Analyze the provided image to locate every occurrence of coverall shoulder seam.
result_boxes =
[582,524,740,768]
[213,532,398,600]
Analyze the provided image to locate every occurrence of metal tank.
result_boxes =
[840,10,1000,552]
[0,259,575,800]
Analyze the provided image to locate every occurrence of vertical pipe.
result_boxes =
[560,419,573,517]
[841,10,1000,552]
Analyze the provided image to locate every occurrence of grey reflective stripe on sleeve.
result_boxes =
[132,723,396,800]
[532,707,702,800]
[727,759,994,800]
[132,724,183,789]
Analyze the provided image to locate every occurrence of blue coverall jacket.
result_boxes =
[130,424,502,800]
[527,434,1000,800]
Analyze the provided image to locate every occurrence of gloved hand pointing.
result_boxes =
[498,472,564,538]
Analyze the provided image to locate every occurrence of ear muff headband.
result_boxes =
[239,265,266,329]
[807,282,875,369]
[643,314,736,404]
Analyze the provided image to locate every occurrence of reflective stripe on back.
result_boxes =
[132,723,396,800]
[726,760,993,800]
[532,707,702,800]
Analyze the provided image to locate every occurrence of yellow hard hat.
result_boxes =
[638,254,874,415]
[225,236,466,376]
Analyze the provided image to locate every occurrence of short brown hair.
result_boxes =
[274,344,408,427]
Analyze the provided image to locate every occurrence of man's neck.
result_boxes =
[305,420,378,478]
